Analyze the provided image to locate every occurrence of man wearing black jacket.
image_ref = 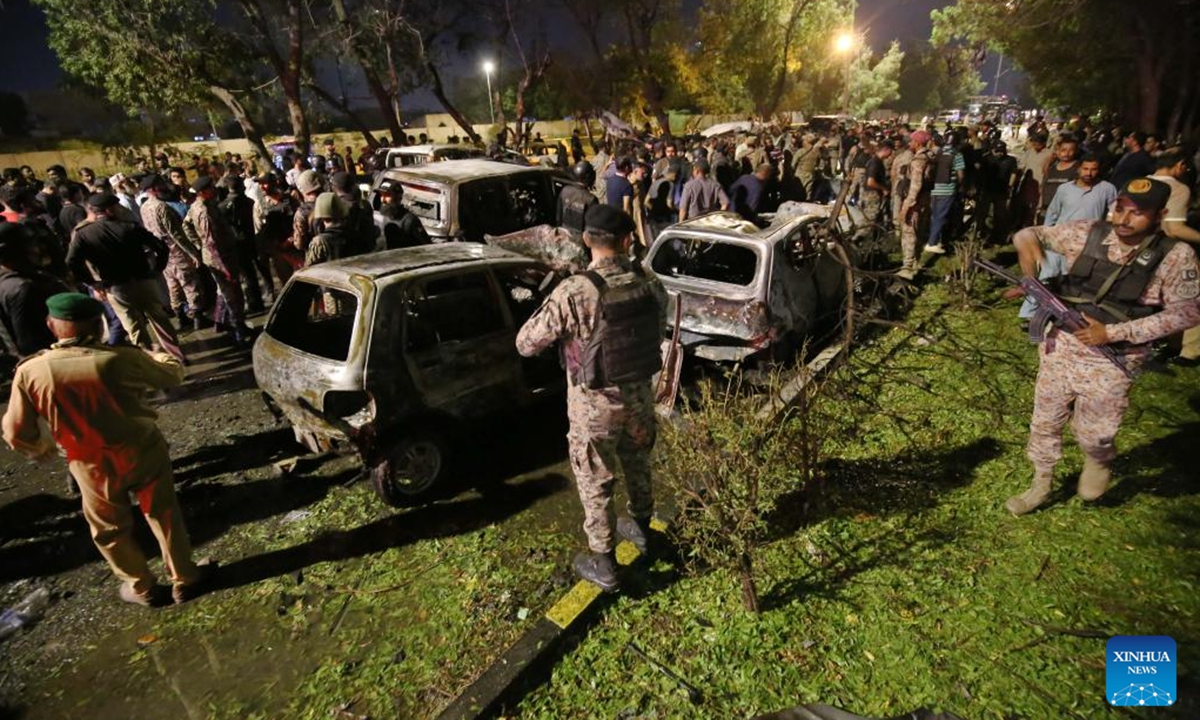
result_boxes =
[67,193,183,361]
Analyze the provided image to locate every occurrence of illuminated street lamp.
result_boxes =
[832,30,858,117]
[482,60,496,124]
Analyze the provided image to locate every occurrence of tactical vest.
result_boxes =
[575,268,662,390]
[1058,221,1177,324]
[558,186,596,233]
[933,149,956,185]
[896,149,934,200]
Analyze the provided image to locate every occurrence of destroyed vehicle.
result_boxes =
[367,159,577,244]
[645,210,849,364]
[384,144,485,168]
[252,244,565,506]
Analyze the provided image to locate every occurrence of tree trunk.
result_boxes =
[363,59,404,143]
[640,75,672,138]
[282,0,309,156]
[208,86,272,167]
[738,551,759,613]
[425,59,482,145]
[306,82,379,149]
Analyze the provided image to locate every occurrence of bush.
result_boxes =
[657,371,821,612]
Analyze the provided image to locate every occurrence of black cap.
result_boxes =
[191,176,214,193]
[1119,177,1171,213]
[139,173,163,192]
[584,204,636,235]
[87,192,119,209]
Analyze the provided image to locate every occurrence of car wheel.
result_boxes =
[371,432,449,505]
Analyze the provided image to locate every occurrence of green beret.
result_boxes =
[46,292,104,321]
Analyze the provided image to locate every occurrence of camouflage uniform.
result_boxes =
[890,147,913,227]
[516,256,667,554]
[897,149,933,273]
[1026,220,1200,473]
[185,197,245,327]
[140,196,205,319]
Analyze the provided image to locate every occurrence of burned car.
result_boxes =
[645,210,849,364]
[252,244,563,505]
[368,159,576,245]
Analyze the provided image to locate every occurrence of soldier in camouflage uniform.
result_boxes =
[896,130,933,279]
[860,141,892,226]
[139,175,207,330]
[185,177,251,346]
[1007,178,1200,515]
[516,204,667,591]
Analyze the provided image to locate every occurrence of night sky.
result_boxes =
[0,0,1015,102]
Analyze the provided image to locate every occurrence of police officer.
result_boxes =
[558,162,598,234]
[1006,178,1200,515]
[516,205,666,591]
[2,293,212,605]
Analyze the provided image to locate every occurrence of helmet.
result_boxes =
[571,161,596,186]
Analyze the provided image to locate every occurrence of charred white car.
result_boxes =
[645,209,851,364]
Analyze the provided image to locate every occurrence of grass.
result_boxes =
[512,272,1200,719]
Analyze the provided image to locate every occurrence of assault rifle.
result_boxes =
[974,258,1134,379]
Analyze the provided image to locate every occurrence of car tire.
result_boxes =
[371,431,450,506]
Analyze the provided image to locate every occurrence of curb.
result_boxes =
[434,521,665,720]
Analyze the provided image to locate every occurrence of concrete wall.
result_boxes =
[0,113,799,175]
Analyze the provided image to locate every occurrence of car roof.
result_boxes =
[292,244,533,284]
[666,211,818,244]
[388,144,483,155]
[382,158,553,184]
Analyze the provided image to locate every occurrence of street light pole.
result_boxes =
[482,61,496,124]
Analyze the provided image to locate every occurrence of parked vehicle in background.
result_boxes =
[384,144,485,168]
[252,244,564,505]
[367,159,578,244]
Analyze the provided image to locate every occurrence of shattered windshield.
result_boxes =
[650,236,761,287]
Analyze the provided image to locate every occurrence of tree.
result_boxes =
[895,41,984,115]
[614,0,683,137]
[235,0,311,156]
[685,0,853,117]
[845,40,904,119]
[933,0,1200,137]
[34,0,274,165]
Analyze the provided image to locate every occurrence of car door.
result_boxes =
[401,268,523,417]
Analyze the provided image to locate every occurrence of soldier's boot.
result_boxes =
[1005,468,1054,516]
[617,516,650,555]
[573,550,620,593]
[1077,456,1112,501]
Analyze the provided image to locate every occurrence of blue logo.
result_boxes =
[1107,635,1176,706]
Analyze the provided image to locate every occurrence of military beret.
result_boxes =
[191,175,214,193]
[1120,177,1171,213]
[909,130,931,146]
[46,292,104,321]
[139,173,163,192]
[86,192,119,209]
[584,204,636,236]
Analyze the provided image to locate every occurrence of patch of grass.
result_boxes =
[515,280,1200,718]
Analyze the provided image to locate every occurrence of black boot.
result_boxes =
[617,516,650,554]
[573,550,619,592]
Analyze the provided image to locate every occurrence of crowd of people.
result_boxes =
[0,138,421,368]
[575,116,1200,289]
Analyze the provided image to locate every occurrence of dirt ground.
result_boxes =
[0,327,586,719]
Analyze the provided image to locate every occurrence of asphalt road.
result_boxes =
[0,324,583,719]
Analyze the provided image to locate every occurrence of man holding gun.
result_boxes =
[1005,178,1200,515]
